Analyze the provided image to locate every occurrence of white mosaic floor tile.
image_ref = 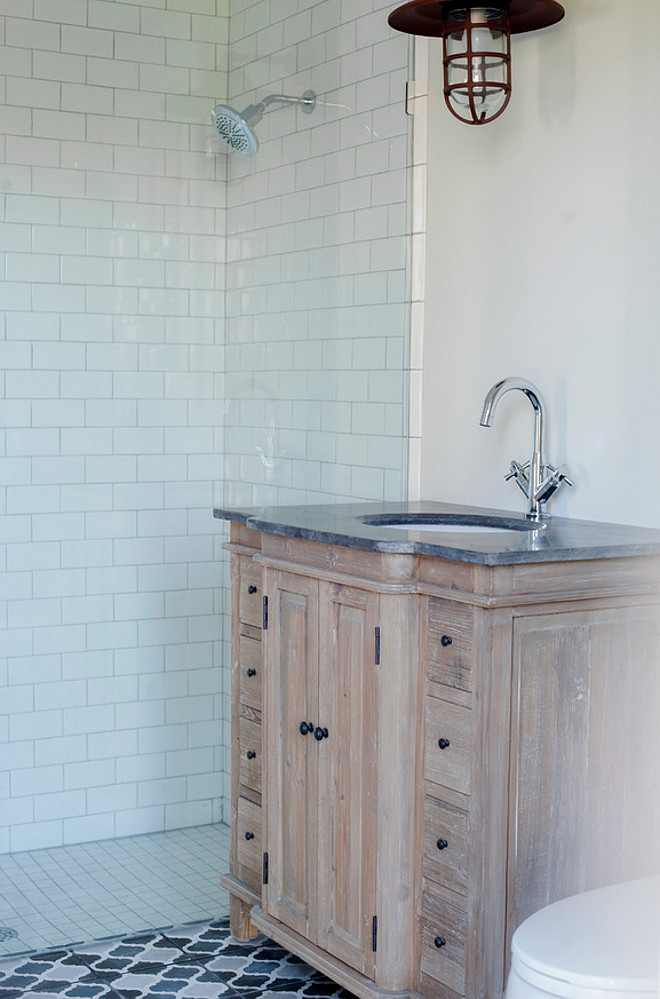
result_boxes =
[0,824,230,957]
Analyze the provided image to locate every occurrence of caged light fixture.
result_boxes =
[388,0,565,125]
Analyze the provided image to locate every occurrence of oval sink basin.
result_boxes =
[360,514,545,534]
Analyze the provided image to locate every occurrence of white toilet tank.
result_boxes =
[506,876,660,999]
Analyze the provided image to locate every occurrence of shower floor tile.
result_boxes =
[0,824,229,958]
[0,919,356,999]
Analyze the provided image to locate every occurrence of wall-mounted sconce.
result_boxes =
[388,1,565,125]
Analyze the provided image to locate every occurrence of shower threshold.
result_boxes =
[0,823,229,958]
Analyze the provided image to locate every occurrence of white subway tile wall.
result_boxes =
[222,0,411,509]
[0,0,230,854]
[1,0,411,858]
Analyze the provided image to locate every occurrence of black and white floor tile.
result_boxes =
[0,919,357,999]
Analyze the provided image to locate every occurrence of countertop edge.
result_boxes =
[213,505,660,567]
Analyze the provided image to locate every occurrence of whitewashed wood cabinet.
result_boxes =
[263,570,381,980]
[221,522,660,999]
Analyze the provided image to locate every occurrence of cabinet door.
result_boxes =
[509,602,660,936]
[316,582,379,978]
[264,570,319,941]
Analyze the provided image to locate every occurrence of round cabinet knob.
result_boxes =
[314,726,329,741]
[299,721,311,735]
[245,831,254,841]
[436,839,449,851]
[438,738,451,750]
[246,750,256,760]
[247,668,256,677]
[441,635,453,647]
[247,584,258,594]
[434,937,446,949]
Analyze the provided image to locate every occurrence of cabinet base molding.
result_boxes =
[416,973,465,999]
[249,906,412,999]
[221,877,261,941]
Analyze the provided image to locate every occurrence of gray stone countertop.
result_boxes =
[213,500,660,567]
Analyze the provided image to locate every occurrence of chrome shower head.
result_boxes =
[212,105,260,157]
[212,90,316,157]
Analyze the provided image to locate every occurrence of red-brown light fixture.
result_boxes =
[388,1,565,125]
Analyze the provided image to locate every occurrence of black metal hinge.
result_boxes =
[374,627,381,665]
[263,596,269,630]
[263,852,269,884]
[372,915,378,952]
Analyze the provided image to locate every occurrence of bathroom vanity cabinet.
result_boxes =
[218,504,660,999]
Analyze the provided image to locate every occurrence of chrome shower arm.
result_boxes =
[242,91,316,124]
[259,92,316,111]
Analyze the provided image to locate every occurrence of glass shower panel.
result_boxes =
[223,1,411,509]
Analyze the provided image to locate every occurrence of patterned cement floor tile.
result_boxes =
[20,985,120,999]
[202,939,327,993]
[99,962,233,998]
[160,919,235,958]
[157,921,351,997]
[0,949,94,998]
[0,918,358,999]
[253,986,357,999]
[73,932,188,974]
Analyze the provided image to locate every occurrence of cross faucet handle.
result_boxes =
[534,464,574,505]
[505,460,531,499]
[505,459,528,482]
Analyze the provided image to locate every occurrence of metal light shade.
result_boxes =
[388,0,565,125]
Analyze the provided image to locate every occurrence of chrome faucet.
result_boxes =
[479,377,573,520]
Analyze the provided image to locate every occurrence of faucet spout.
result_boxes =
[479,377,547,519]
[479,377,544,437]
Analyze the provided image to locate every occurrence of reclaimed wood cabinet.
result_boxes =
[221,520,660,999]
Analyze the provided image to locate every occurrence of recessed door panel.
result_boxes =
[509,604,660,941]
[317,582,379,978]
[264,571,319,941]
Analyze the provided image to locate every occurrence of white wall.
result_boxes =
[420,1,660,529]
[223,0,411,508]
[0,0,229,853]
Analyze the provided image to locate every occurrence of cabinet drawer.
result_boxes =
[425,696,471,795]
[426,599,474,693]
[238,634,262,711]
[421,891,467,996]
[239,712,262,794]
[237,795,262,892]
[423,795,469,896]
[239,561,263,628]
